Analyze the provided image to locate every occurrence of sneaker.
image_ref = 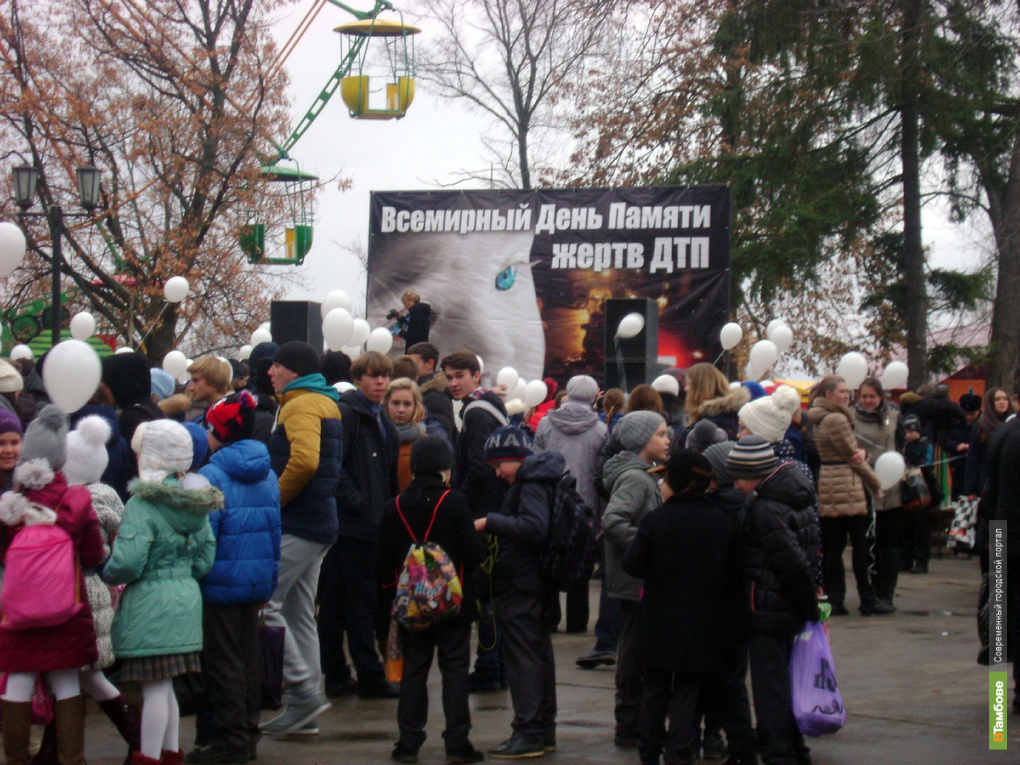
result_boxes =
[288,721,319,736]
[575,649,616,669]
[392,743,419,763]
[446,745,486,763]
[871,599,897,615]
[186,747,249,765]
[488,737,544,759]
[543,728,556,752]
[259,693,331,737]
[358,678,400,699]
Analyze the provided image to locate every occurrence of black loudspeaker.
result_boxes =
[604,298,659,392]
[270,301,323,350]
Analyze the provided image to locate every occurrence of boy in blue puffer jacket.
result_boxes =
[192,390,282,764]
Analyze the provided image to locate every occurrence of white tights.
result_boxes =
[79,668,121,702]
[3,669,79,702]
[140,679,179,758]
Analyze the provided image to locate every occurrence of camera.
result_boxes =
[386,308,401,321]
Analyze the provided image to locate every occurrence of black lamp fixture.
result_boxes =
[9,162,103,346]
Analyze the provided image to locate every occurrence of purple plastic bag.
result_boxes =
[789,622,847,737]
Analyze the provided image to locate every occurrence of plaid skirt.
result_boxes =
[118,652,201,683]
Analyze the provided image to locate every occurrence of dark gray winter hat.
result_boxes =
[703,441,736,486]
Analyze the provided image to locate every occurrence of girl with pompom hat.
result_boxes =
[103,420,221,765]
[0,404,106,765]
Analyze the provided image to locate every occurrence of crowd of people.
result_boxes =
[0,339,1010,765]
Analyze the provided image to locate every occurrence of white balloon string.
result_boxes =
[137,301,170,348]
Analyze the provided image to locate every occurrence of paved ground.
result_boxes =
[74,550,1014,764]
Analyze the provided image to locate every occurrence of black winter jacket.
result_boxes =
[486,450,564,595]
[250,392,278,447]
[623,491,744,673]
[419,372,456,445]
[397,302,431,347]
[741,463,820,635]
[336,390,400,541]
[982,416,1020,556]
[453,390,508,520]
[376,476,486,627]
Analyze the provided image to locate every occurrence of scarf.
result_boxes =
[394,420,426,444]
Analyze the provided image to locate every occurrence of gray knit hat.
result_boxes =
[703,441,736,486]
[20,404,67,471]
[726,435,777,479]
[616,411,666,452]
[566,375,599,406]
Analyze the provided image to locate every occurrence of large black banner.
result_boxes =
[367,186,730,385]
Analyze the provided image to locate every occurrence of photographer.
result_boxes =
[389,290,431,347]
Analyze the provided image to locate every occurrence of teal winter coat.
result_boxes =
[104,477,221,658]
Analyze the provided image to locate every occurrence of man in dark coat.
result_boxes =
[729,436,820,765]
[376,436,486,763]
[321,351,400,699]
[441,350,509,692]
[474,428,562,759]
[622,449,755,765]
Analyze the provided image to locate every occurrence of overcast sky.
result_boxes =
[268,0,990,326]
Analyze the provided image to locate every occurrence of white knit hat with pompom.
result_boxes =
[738,385,802,444]
[63,415,112,487]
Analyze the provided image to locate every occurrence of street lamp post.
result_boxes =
[11,164,102,348]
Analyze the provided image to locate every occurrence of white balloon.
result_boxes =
[770,324,794,354]
[163,276,190,304]
[251,328,272,346]
[496,367,519,391]
[766,319,786,338]
[874,451,906,490]
[322,308,354,351]
[748,340,779,378]
[349,319,371,347]
[366,327,394,354]
[341,345,362,357]
[836,351,869,391]
[525,379,548,408]
[322,290,352,315]
[42,340,101,413]
[0,222,27,278]
[476,355,485,376]
[719,322,743,351]
[651,374,680,396]
[729,381,742,390]
[333,381,355,394]
[9,344,32,362]
[238,344,252,361]
[178,369,190,385]
[616,312,645,339]
[162,350,188,379]
[883,361,909,390]
[510,378,528,402]
[69,312,96,341]
[115,346,135,355]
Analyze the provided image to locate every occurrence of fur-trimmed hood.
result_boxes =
[128,477,223,535]
[696,386,751,420]
[157,393,193,421]
[418,370,448,396]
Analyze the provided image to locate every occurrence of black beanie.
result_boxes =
[664,449,714,494]
[273,341,320,378]
[959,393,982,413]
[410,435,453,476]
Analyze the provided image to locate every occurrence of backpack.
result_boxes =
[1,505,83,630]
[391,491,464,632]
[539,472,598,592]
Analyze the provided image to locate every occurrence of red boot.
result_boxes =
[158,751,184,765]
[131,754,160,765]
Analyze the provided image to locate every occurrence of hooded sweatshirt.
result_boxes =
[533,400,608,509]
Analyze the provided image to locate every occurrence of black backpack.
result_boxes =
[539,471,598,591]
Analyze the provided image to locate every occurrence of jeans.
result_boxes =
[615,600,641,738]
[747,631,810,765]
[263,534,330,702]
[821,515,874,608]
[202,603,261,752]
